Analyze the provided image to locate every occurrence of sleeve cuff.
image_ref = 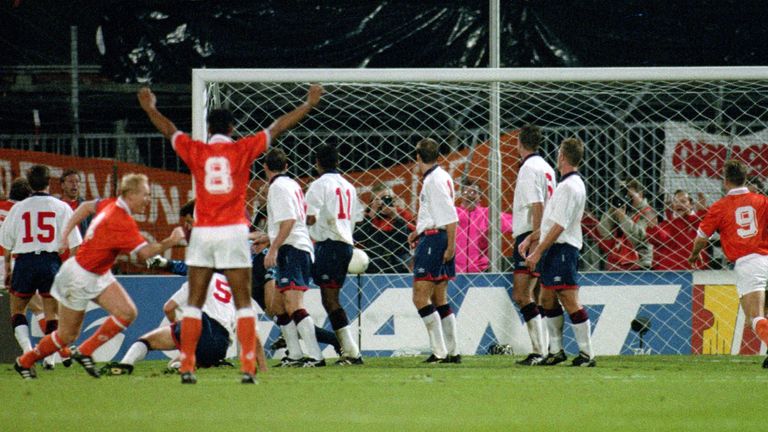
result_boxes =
[129,241,148,257]
[171,131,184,150]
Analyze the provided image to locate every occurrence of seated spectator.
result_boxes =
[454,178,512,273]
[353,183,414,273]
[647,190,709,270]
[597,179,658,270]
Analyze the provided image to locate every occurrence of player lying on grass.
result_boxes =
[102,270,267,376]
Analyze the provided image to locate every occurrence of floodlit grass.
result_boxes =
[2,355,765,432]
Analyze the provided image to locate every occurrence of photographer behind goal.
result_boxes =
[596,179,658,270]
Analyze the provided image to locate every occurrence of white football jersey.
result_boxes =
[305,171,357,244]
[0,194,83,254]
[171,273,239,338]
[416,165,459,235]
[540,172,586,249]
[267,175,314,259]
[513,154,557,236]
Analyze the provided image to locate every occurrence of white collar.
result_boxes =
[208,134,233,144]
[727,187,750,196]
[116,197,132,215]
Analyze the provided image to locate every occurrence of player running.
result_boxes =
[305,144,363,365]
[13,173,185,379]
[408,138,460,363]
[138,84,322,384]
[689,160,768,367]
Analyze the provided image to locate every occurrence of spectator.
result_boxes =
[647,190,709,270]
[353,183,414,273]
[59,169,91,235]
[454,177,513,273]
[597,179,658,270]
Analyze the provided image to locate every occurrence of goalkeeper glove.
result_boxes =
[146,255,169,269]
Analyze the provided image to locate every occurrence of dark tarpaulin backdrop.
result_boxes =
[0,0,767,132]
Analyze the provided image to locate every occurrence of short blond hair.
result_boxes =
[120,173,149,196]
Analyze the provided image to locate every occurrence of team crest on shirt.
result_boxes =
[280,277,289,284]
[554,276,562,282]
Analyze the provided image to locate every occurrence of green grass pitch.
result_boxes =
[2,355,766,431]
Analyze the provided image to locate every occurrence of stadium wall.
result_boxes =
[7,270,760,363]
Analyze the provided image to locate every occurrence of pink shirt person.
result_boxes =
[454,179,513,273]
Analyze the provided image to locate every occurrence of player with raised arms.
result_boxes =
[138,84,322,383]
[13,173,185,379]
[305,143,363,364]
[689,160,768,367]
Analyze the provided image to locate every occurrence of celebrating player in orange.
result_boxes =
[138,84,322,383]
[13,173,185,379]
[690,160,768,367]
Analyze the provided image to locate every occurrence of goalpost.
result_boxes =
[191,67,768,358]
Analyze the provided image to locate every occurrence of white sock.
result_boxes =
[526,315,546,356]
[121,341,149,365]
[281,322,303,360]
[14,324,32,353]
[335,325,360,358]
[572,319,594,358]
[422,311,447,358]
[441,313,459,356]
[295,316,323,361]
[544,314,564,354]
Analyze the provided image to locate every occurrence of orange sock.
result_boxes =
[237,315,257,375]
[78,316,130,356]
[19,331,63,368]
[179,316,202,373]
[755,318,768,345]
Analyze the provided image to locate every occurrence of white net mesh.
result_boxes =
[196,69,768,357]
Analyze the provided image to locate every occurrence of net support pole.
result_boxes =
[488,0,502,272]
[70,25,80,156]
[191,71,207,141]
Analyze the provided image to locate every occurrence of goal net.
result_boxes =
[193,68,768,358]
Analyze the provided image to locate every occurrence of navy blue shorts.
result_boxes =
[171,312,230,367]
[251,249,276,310]
[540,243,580,290]
[10,252,61,298]
[312,240,353,289]
[512,232,543,277]
[413,230,455,282]
[276,245,312,292]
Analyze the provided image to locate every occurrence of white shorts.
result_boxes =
[51,258,117,311]
[734,253,768,297]
[185,224,251,269]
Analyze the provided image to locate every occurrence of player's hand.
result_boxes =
[169,226,186,244]
[687,252,700,267]
[695,192,708,211]
[264,248,278,268]
[146,255,169,269]
[518,237,531,258]
[59,236,70,255]
[613,206,627,221]
[306,84,323,107]
[525,249,541,271]
[408,231,418,249]
[137,87,157,111]
[443,245,455,263]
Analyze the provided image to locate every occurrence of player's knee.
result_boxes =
[115,305,138,325]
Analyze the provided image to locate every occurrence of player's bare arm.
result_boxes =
[526,223,565,270]
[306,215,317,226]
[134,226,186,262]
[137,87,179,140]
[264,219,296,268]
[163,298,180,322]
[59,199,98,254]
[688,235,708,267]
[268,84,323,140]
[517,228,541,258]
[443,221,457,263]
[3,249,10,288]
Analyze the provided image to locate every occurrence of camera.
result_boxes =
[611,186,629,208]
[381,195,394,206]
